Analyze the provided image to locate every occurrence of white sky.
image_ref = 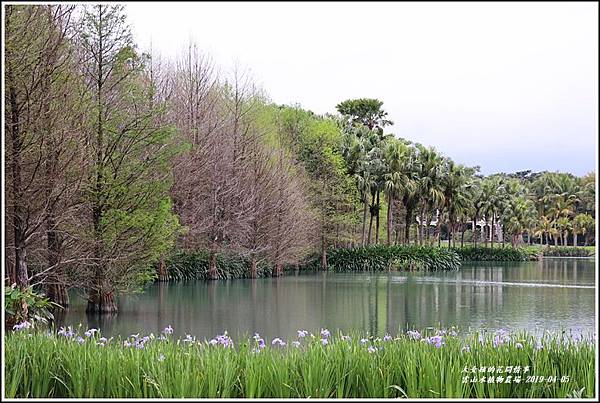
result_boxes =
[126,1,598,176]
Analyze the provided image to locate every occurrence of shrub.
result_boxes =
[163,250,274,281]
[326,245,461,272]
[453,246,540,262]
[541,247,594,257]
[4,284,57,329]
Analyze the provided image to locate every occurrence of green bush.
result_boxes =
[541,247,594,257]
[163,250,274,281]
[326,245,461,272]
[453,246,540,261]
[4,284,57,329]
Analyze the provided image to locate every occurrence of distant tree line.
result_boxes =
[4,4,596,317]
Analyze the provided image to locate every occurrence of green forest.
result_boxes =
[4,4,596,319]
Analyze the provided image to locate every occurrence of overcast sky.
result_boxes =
[126,2,598,176]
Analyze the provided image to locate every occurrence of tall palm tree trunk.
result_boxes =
[367,192,375,245]
[375,191,381,244]
[386,194,393,245]
[361,198,368,246]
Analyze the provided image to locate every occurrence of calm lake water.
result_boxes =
[57,258,596,341]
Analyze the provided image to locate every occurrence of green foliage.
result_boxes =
[541,247,594,257]
[4,328,595,398]
[454,247,540,262]
[326,245,461,272]
[164,250,274,281]
[336,98,393,132]
[4,285,57,326]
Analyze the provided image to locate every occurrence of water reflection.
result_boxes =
[57,258,595,341]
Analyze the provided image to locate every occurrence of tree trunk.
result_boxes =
[404,208,412,245]
[321,242,328,271]
[47,283,69,308]
[208,249,218,279]
[447,218,452,248]
[490,216,495,249]
[273,262,283,277]
[158,257,168,282]
[386,195,392,245]
[46,213,69,307]
[8,76,29,292]
[573,232,578,247]
[250,254,257,279]
[375,191,380,244]
[86,289,117,314]
[367,192,375,245]
[361,199,368,246]
[473,217,478,248]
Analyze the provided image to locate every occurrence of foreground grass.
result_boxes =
[4,326,595,398]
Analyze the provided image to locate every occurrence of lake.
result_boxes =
[56,258,596,341]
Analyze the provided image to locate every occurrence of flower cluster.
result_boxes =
[84,328,99,338]
[424,335,444,348]
[272,337,286,347]
[320,328,331,346]
[493,329,510,348]
[406,330,421,340]
[12,321,33,331]
[209,332,234,348]
[58,326,75,338]
[124,334,152,349]
[251,333,266,353]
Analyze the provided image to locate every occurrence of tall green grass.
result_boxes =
[326,245,461,272]
[5,327,594,398]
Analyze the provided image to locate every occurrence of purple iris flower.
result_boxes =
[12,321,32,331]
[272,337,286,346]
[58,326,75,338]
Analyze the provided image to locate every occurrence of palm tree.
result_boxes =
[555,216,571,246]
[415,145,445,245]
[534,215,557,246]
[442,162,475,248]
[355,170,375,246]
[383,140,413,245]
[479,176,504,248]
[573,213,594,247]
